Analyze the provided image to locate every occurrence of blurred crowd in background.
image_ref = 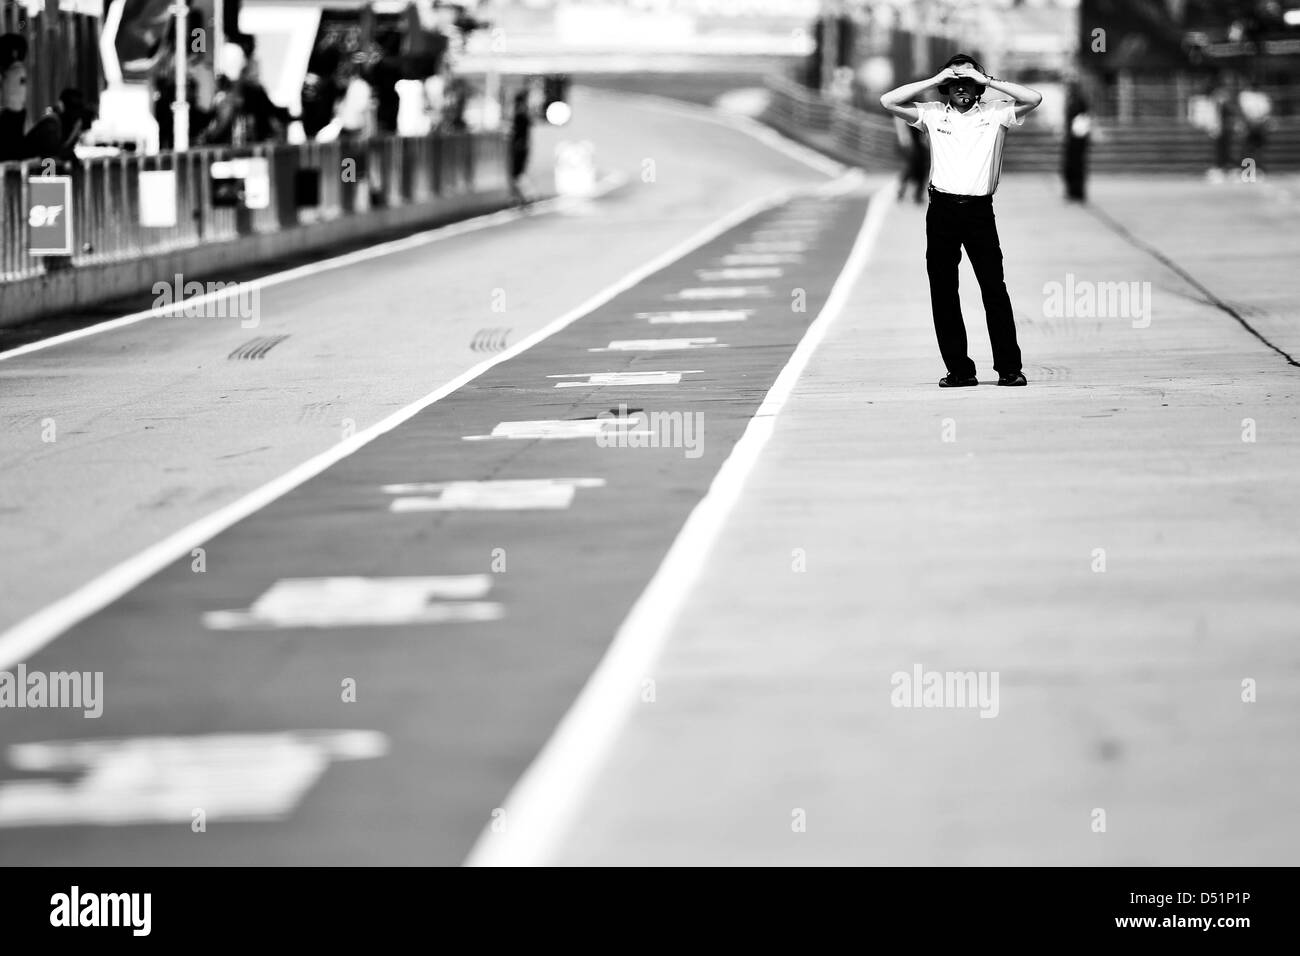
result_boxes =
[2,31,97,162]
[1,0,508,164]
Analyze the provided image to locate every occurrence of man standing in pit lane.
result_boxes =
[879,54,1043,388]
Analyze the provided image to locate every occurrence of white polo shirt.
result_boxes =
[910,100,1022,197]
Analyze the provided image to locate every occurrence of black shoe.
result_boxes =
[997,372,1027,386]
[939,374,979,388]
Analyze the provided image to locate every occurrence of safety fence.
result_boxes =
[763,73,898,169]
[1,131,509,283]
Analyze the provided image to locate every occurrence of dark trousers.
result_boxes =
[1063,137,1088,200]
[925,190,1022,378]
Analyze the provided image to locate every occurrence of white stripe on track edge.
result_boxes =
[0,174,627,363]
[464,183,894,868]
[0,179,838,672]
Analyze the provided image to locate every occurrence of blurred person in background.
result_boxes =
[196,73,239,145]
[301,47,344,139]
[1062,82,1090,202]
[197,42,294,146]
[880,53,1041,388]
[509,88,532,204]
[0,32,29,162]
[1206,75,1238,182]
[441,76,469,133]
[235,50,295,143]
[25,88,97,162]
[1237,80,1273,174]
[151,6,211,151]
[337,62,375,141]
[370,31,404,135]
[895,115,929,204]
[316,60,374,142]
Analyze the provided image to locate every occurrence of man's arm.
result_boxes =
[989,78,1043,120]
[879,70,954,124]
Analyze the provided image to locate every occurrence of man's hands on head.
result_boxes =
[952,64,992,86]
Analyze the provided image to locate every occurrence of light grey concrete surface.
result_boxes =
[553,173,1300,865]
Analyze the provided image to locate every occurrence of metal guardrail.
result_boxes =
[1,131,509,283]
[764,75,898,166]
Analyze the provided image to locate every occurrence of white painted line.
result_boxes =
[204,575,500,629]
[0,182,822,670]
[588,338,723,352]
[0,173,627,364]
[0,730,387,826]
[549,370,702,387]
[694,267,783,281]
[384,478,605,511]
[717,253,802,266]
[668,286,771,301]
[733,241,809,253]
[464,184,893,867]
[639,310,751,324]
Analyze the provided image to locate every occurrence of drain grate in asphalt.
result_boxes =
[228,335,289,360]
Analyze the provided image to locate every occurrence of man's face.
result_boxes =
[947,78,979,111]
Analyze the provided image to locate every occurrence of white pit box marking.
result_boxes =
[548,370,703,388]
[463,419,644,441]
[0,730,387,827]
[764,218,822,227]
[589,337,724,352]
[384,478,605,511]
[733,241,808,253]
[637,309,751,324]
[751,228,819,239]
[203,576,501,629]
[668,286,771,301]
[694,267,783,281]
[717,253,803,266]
